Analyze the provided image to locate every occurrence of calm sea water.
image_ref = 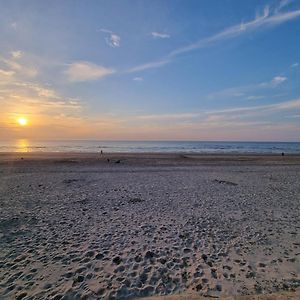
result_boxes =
[1,140,300,154]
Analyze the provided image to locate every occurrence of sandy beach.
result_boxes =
[0,153,299,299]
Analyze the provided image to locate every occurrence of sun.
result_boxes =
[17,117,28,126]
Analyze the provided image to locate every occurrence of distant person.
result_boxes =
[100,150,103,154]
[281,152,285,156]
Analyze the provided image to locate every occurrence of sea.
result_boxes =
[1,140,300,154]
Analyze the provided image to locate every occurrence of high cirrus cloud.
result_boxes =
[260,76,287,87]
[151,32,170,39]
[100,29,121,48]
[270,76,287,86]
[65,61,115,82]
[0,54,37,78]
[207,75,288,100]
[169,4,300,56]
[125,3,300,73]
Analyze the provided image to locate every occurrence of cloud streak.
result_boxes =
[137,112,199,121]
[135,98,300,124]
[113,97,299,140]
[0,69,15,77]
[169,5,300,57]
[0,55,38,78]
[0,71,84,140]
[121,3,300,75]
[275,0,295,13]
[151,32,170,39]
[206,75,288,101]
[133,77,143,81]
[260,76,287,87]
[65,61,115,82]
[64,58,170,80]
[65,3,300,78]
[126,59,171,73]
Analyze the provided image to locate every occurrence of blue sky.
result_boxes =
[0,0,300,141]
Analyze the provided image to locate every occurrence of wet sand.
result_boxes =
[0,153,299,299]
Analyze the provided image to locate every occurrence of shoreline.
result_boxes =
[1,151,300,160]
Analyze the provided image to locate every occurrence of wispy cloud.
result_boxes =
[64,58,168,80]
[127,59,171,73]
[206,87,246,100]
[135,98,300,126]
[151,32,170,39]
[0,74,81,110]
[137,112,199,121]
[8,94,81,111]
[11,50,23,59]
[246,95,265,100]
[270,75,288,86]
[10,22,18,30]
[270,98,300,110]
[275,0,295,13]
[291,62,299,67]
[13,82,59,99]
[106,34,120,48]
[0,69,15,77]
[260,75,287,87]
[122,3,300,75]
[0,55,38,78]
[117,98,299,141]
[133,77,143,81]
[169,5,300,57]
[207,75,288,100]
[212,98,300,116]
[100,28,121,48]
[0,71,83,139]
[65,61,115,82]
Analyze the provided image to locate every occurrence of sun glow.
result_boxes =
[17,117,28,126]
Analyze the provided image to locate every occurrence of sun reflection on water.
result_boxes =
[16,139,30,152]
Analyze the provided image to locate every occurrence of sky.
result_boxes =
[0,0,300,141]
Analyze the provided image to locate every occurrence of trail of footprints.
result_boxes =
[0,166,300,299]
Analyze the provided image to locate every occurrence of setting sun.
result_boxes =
[17,117,28,126]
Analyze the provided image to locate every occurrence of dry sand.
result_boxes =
[141,289,300,299]
[0,153,299,300]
